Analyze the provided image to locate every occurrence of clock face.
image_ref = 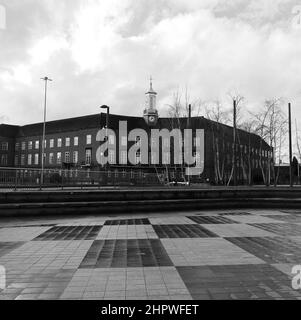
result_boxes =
[149,116,155,122]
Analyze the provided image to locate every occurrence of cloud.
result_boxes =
[0,0,301,128]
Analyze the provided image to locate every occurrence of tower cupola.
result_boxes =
[143,77,159,126]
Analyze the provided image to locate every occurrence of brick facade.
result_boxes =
[0,112,272,185]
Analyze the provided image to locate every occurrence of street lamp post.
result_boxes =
[233,99,237,186]
[40,77,52,188]
[100,105,110,169]
[288,103,293,187]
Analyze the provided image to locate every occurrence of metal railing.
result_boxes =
[0,167,167,190]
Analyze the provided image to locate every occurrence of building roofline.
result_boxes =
[0,112,271,149]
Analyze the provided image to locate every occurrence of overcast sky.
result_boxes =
[1,0,301,126]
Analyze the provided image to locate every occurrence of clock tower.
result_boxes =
[143,77,159,126]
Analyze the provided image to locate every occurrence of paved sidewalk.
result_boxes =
[0,209,301,300]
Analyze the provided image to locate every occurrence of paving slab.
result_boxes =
[0,209,300,300]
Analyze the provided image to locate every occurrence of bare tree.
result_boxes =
[251,98,287,186]
[204,100,231,185]
[166,87,203,182]
[226,93,245,186]
[239,119,257,185]
[205,100,230,125]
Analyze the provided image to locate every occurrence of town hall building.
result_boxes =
[0,81,272,185]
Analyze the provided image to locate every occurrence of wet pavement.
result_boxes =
[0,209,301,300]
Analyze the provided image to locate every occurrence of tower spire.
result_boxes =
[146,75,156,94]
[143,77,158,126]
[149,75,153,92]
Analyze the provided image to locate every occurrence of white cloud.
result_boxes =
[29,36,68,65]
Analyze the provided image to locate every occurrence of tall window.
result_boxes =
[74,136,79,146]
[109,150,115,164]
[35,140,39,149]
[151,153,157,164]
[73,151,78,164]
[120,151,127,164]
[14,155,18,166]
[1,155,7,165]
[65,137,70,147]
[85,149,92,164]
[86,135,92,145]
[109,135,115,145]
[65,152,70,163]
[49,153,54,165]
[163,152,170,165]
[135,136,141,146]
[57,152,62,165]
[195,152,201,164]
[151,137,156,148]
[135,151,141,165]
[163,138,169,148]
[21,154,25,166]
[34,154,39,165]
[121,136,127,146]
[15,142,20,151]
[57,138,62,148]
[28,154,32,165]
[1,142,8,151]
[28,141,33,150]
[21,142,26,151]
[50,139,54,148]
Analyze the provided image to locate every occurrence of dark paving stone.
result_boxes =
[0,242,25,257]
[188,216,238,224]
[33,226,102,241]
[79,239,173,268]
[177,264,298,300]
[263,215,301,223]
[226,237,301,263]
[218,212,252,216]
[104,218,150,225]
[250,223,301,237]
[152,224,218,238]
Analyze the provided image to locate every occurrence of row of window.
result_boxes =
[4,136,272,160]
[12,150,202,167]
[15,135,92,151]
[13,135,201,151]
[226,143,272,158]
[105,151,202,165]
[8,152,271,169]
[120,136,202,148]
[14,151,84,166]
